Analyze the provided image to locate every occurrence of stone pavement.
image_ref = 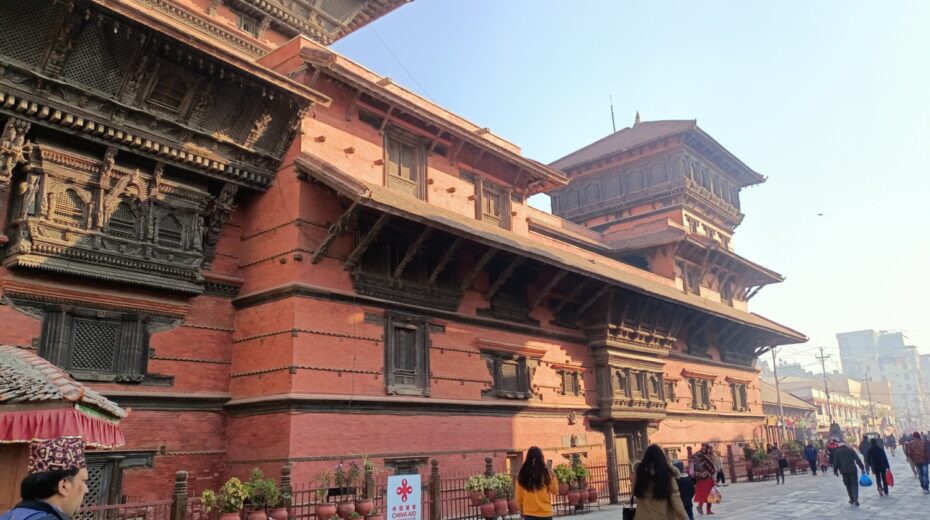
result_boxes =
[583,450,930,519]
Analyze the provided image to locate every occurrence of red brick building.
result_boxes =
[0,0,804,507]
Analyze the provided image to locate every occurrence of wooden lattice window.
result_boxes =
[53,189,86,227]
[108,201,137,239]
[147,73,188,114]
[384,315,430,396]
[157,214,183,248]
[385,132,425,199]
[615,369,629,397]
[689,378,712,410]
[70,318,121,372]
[561,370,580,396]
[665,381,677,402]
[482,351,531,399]
[235,10,261,37]
[730,383,749,412]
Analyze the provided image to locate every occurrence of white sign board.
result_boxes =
[387,474,422,520]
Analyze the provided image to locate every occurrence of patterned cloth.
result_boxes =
[27,437,86,474]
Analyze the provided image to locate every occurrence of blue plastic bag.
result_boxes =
[860,473,873,487]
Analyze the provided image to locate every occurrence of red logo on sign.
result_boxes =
[396,479,413,503]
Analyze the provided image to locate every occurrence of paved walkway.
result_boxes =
[585,449,929,519]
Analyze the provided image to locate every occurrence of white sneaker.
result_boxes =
[923,489,929,494]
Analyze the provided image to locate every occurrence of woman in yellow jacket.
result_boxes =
[631,444,689,520]
[515,447,559,520]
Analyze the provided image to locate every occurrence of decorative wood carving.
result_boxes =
[311,202,358,264]
[426,237,461,287]
[201,183,238,269]
[459,247,496,291]
[344,213,391,270]
[486,256,524,300]
[391,226,432,280]
[528,270,567,309]
[0,118,31,192]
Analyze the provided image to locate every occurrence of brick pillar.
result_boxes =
[170,471,188,520]
[281,465,293,517]
[429,460,441,520]
[603,422,620,504]
[726,445,737,483]
[484,457,493,477]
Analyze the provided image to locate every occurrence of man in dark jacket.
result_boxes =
[804,442,819,475]
[672,461,695,520]
[0,438,89,520]
[858,435,871,474]
[832,442,865,507]
[905,431,930,493]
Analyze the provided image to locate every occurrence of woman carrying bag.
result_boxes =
[866,438,891,496]
[692,444,717,515]
[631,444,689,520]
[514,447,560,520]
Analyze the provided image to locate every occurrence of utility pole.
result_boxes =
[862,373,875,432]
[816,347,835,429]
[772,347,789,444]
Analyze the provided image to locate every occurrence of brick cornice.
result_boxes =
[2,278,189,318]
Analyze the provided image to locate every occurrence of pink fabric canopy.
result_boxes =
[0,407,125,448]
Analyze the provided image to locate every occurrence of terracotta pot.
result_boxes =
[354,500,373,516]
[478,502,496,519]
[220,513,242,520]
[270,509,289,520]
[566,490,580,506]
[493,499,507,516]
[484,489,497,501]
[507,499,518,515]
[557,483,569,496]
[577,491,587,505]
[587,488,598,502]
[365,515,383,520]
[315,503,336,520]
[469,492,484,506]
[248,511,267,520]
[336,502,355,519]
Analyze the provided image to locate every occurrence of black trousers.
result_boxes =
[874,468,889,493]
[842,472,859,503]
[775,466,785,483]
[808,460,817,475]
[716,470,726,484]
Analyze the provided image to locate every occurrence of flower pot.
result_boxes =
[557,483,569,496]
[270,509,289,520]
[248,511,267,520]
[567,491,580,506]
[507,499,518,515]
[469,492,484,506]
[587,488,598,502]
[366,515,383,520]
[577,491,588,505]
[493,499,507,516]
[220,513,242,520]
[478,502,496,519]
[315,503,336,520]
[336,502,355,519]
[484,489,497,501]
[355,500,373,516]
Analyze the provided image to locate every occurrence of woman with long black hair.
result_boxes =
[515,447,559,520]
[633,444,689,520]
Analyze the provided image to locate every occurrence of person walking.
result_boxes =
[672,461,695,520]
[904,432,930,493]
[767,444,786,484]
[818,446,829,475]
[886,435,897,457]
[691,444,717,515]
[631,444,688,520]
[831,442,865,507]
[1,438,89,520]
[827,438,840,476]
[514,447,559,520]
[866,438,891,496]
[803,442,818,476]
[713,450,727,487]
[858,435,872,475]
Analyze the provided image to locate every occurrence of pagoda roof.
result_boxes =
[295,153,807,344]
[549,119,765,188]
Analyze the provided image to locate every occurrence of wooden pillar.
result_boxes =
[170,471,188,520]
[603,423,620,504]
[429,460,441,520]
[281,465,293,518]
[726,445,737,484]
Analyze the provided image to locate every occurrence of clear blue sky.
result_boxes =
[332,1,930,372]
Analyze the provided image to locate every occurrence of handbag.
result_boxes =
[707,486,722,504]
[621,495,635,520]
[859,473,873,487]
[886,468,895,487]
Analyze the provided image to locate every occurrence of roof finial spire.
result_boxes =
[634,111,641,126]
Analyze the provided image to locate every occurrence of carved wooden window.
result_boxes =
[665,381,677,402]
[482,352,531,399]
[53,189,86,228]
[682,265,701,295]
[81,451,154,508]
[718,274,734,306]
[689,378,712,410]
[560,370,580,396]
[648,374,661,400]
[157,214,184,249]
[385,132,425,199]
[615,369,629,397]
[39,310,148,383]
[384,315,430,396]
[108,201,137,239]
[147,74,189,114]
[235,10,261,37]
[631,370,644,397]
[730,383,749,412]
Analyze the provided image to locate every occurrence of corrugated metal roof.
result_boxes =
[760,380,816,411]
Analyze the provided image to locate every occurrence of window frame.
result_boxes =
[384,130,427,200]
[383,314,431,397]
[689,377,713,410]
[482,351,532,399]
[560,370,581,396]
[461,170,511,229]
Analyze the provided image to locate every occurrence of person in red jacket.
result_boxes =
[904,432,930,493]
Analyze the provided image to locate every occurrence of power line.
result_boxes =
[369,26,435,102]
[816,347,834,425]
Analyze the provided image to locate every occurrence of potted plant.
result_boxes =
[495,473,517,515]
[553,465,574,497]
[355,457,374,516]
[365,509,383,520]
[334,464,356,519]
[247,469,283,520]
[465,475,486,506]
[485,475,507,516]
[203,477,250,520]
[313,471,336,520]
[478,496,495,520]
[573,466,590,505]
